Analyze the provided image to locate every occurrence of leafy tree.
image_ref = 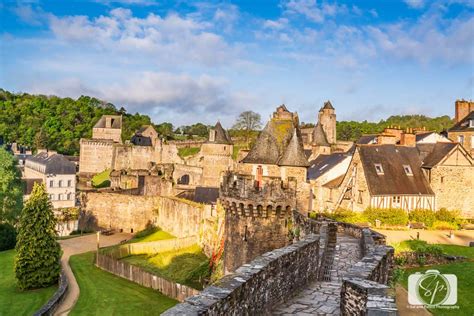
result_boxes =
[155,122,174,139]
[0,147,23,224]
[0,223,16,251]
[15,183,61,290]
[232,111,262,145]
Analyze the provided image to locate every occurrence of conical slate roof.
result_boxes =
[321,100,334,110]
[278,128,310,167]
[242,121,287,164]
[312,123,330,146]
[210,121,233,144]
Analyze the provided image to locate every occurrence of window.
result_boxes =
[49,180,54,188]
[403,165,413,176]
[58,194,63,201]
[50,194,55,201]
[68,180,72,187]
[58,180,63,187]
[67,193,72,200]
[440,176,444,184]
[392,196,401,205]
[471,136,474,149]
[374,163,384,175]
[470,120,474,128]
[458,135,464,143]
[358,191,363,204]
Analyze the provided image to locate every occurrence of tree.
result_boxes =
[232,111,262,145]
[15,183,61,290]
[0,147,23,224]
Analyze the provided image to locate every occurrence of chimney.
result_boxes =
[377,134,397,145]
[455,100,474,123]
[383,126,403,142]
[400,129,416,147]
[209,129,216,142]
[106,117,113,128]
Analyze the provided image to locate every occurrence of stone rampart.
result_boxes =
[162,233,320,315]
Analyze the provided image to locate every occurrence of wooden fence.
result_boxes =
[96,253,200,302]
[101,236,198,259]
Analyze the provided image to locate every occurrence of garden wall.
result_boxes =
[33,270,68,316]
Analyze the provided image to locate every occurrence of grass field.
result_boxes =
[70,252,177,315]
[400,262,474,315]
[91,169,111,188]
[128,227,176,243]
[121,244,210,290]
[391,239,474,259]
[0,250,57,316]
[178,147,200,158]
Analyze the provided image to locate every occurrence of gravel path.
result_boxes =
[54,233,132,316]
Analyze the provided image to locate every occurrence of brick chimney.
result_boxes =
[400,129,416,147]
[455,100,474,123]
[383,126,403,142]
[377,134,397,145]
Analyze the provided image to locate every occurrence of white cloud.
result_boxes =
[283,0,347,23]
[263,18,289,30]
[404,0,425,9]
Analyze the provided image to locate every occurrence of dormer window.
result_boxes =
[470,119,474,128]
[374,163,384,175]
[403,165,413,176]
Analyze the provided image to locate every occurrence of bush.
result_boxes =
[363,208,409,226]
[409,209,436,227]
[0,223,17,251]
[322,208,368,224]
[436,208,463,225]
[431,220,458,231]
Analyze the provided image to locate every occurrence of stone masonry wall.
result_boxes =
[162,234,320,316]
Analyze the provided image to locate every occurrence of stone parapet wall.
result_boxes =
[33,270,68,316]
[162,234,320,316]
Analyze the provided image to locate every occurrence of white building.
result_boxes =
[24,151,76,209]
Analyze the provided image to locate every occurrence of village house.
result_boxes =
[448,100,474,157]
[24,150,77,209]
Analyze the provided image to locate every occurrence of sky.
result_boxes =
[1,0,473,127]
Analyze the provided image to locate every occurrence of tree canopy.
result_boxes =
[15,183,61,290]
[0,147,23,224]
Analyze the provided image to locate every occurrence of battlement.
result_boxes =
[219,172,297,210]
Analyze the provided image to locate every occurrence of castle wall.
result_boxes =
[92,127,122,143]
[113,145,160,170]
[319,109,336,144]
[79,139,115,174]
[200,143,234,187]
[429,165,474,217]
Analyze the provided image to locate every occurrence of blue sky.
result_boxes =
[1,0,473,127]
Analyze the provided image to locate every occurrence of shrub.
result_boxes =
[409,209,436,227]
[363,208,409,226]
[323,208,368,224]
[91,169,111,188]
[431,220,458,231]
[0,223,17,251]
[15,183,61,290]
[436,208,463,225]
[390,268,405,287]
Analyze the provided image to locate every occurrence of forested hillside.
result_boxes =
[0,89,454,155]
[0,90,154,155]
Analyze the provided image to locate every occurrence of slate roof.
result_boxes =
[307,153,347,180]
[359,145,434,196]
[323,174,345,189]
[416,143,437,162]
[93,115,122,129]
[278,128,310,167]
[421,142,457,168]
[357,135,377,145]
[415,132,434,142]
[131,135,153,146]
[449,111,474,132]
[27,152,76,174]
[312,123,330,146]
[321,101,334,110]
[209,122,233,145]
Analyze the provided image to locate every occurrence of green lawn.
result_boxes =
[121,244,210,290]
[91,169,111,188]
[70,252,177,315]
[178,147,200,158]
[128,227,176,243]
[0,250,57,316]
[391,240,474,259]
[400,262,474,315]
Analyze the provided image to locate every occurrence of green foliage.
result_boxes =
[178,123,210,138]
[0,223,17,251]
[390,267,405,287]
[91,169,111,188]
[431,220,458,230]
[0,91,155,155]
[436,208,462,224]
[178,147,200,158]
[409,209,436,227]
[363,207,409,226]
[0,147,23,224]
[15,183,61,290]
[322,208,368,224]
[0,250,57,316]
[391,240,442,256]
[336,115,453,141]
[128,226,175,243]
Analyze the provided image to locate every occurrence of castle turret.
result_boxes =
[318,101,336,145]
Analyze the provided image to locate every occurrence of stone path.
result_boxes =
[54,232,131,316]
[273,233,362,315]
